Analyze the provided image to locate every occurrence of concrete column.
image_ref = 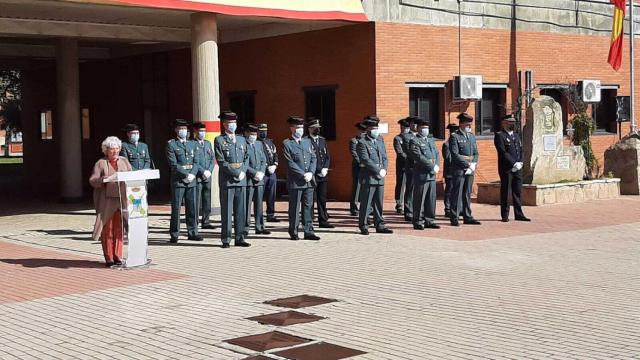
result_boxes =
[191,12,221,216]
[56,38,82,201]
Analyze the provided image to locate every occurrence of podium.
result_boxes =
[103,169,160,268]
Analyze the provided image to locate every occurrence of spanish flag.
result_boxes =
[608,0,626,71]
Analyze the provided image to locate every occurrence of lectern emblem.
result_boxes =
[127,186,148,218]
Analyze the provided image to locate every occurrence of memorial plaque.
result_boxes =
[556,156,571,170]
[543,135,557,152]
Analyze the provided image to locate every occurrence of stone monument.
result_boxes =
[523,96,586,184]
[604,134,640,194]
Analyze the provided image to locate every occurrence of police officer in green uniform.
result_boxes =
[192,122,216,229]
[393,118,410,214]
[442,123,459,218]
[349,122,367,216]
[356,115,394,235]
[283,116,320,241]
[448,113,481,226]
[243,123,271,235]
[166,119,202,243]
[214,111,251,248]
[401,116,419,222]
[409,118,441,230]
[120,124,151,170]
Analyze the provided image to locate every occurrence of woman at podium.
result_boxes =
[89,136,132,267]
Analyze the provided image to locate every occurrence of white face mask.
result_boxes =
[226,122,237,133]
[293,128,304,139]
[464,127,472,133]
[197,131,206,140]
[129,133,139,143]
[370,129,380,138]
[177,129,188,139]
[402,128,410,134]
[248,134,257,143]
[420,128,429,137]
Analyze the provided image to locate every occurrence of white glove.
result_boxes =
[267,165,277,174]
[320,168,328,177]
[379,169,387,178]
[465,167,473,175]
[303,172,313,182]
[203,170,212,179]
[255,172,265,181]
[515,162,523,170]
[186,174,196,182]
[236,171,246,181]
[469,162,477,172]
[433,165,440,174]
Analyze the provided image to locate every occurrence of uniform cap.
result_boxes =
[446,123,460,131]
[406,116,422,124]
[397,118,410,127]
[191,122,206,130]
[258,123,268,131]
[415,118,431,127]
[502,114,516,122]
[245,123,259,132]
[219,110,238,121]
[123,123,140,132]
[355,122,367,131]
[457,112,474,123]
[287,116,305,125]
[306,118,321,128]
[174,119,189,127]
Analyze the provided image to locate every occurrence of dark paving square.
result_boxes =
[225,331,311,352]
[242,356,272,360]
[247,310,325,326]
[274,342,366,360]
[263,295,337,309]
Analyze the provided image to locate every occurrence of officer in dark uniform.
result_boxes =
[494,114,531,222]
[442,123,459,218]
[349,122,367,216]
[393,118,410,214]
[356,115,394,235]
[409,118,441,230]
[401,116,419,222]
[283,116,320,241]
[192,122,216,229]
[166,119,202,242]
[448,113,481,226]
[214,111,251,248]
[244,123,271,234]
[306,118,333,228]
[120,124,151,170]
[258,123,280,223]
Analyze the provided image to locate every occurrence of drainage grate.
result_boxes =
[263,295,337,309]
[247,311,325,326]
[273,342,366,360]
[225,331,311,352]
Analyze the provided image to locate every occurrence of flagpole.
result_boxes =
[631,0,637,134]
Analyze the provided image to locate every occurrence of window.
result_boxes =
[409,88,441,139]
[593,89,617,133]
[475,88,504,135]
[305,86,336,141]
[40,110,53,140]
[229,91,256,130]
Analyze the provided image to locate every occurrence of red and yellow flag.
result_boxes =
[608,0,626,71]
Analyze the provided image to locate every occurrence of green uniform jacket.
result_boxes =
[400,132,417,171]
[195,139,215,183]
[442,139,453,179]
[283,137,317,190]
[393,134,407,169]
[214,134,249,188]
[448,130,479,175]
[350,134,363,165]
[120,141,151,170]
[357,135,388,186]
[166,138,201,188]
[246,141,267,187]
[409,134,440,182]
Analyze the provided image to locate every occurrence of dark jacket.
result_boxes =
[214,133,249,188]
[357,135,388,186]
[448,130,479,175]
[409,134,440,182]
[166,138,201,188]
[494,130,523,174]
[283,137,317,190]
[307,135,331,182]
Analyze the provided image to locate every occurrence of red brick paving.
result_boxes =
[0,241,186,305]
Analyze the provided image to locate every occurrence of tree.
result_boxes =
[0,70,22,132]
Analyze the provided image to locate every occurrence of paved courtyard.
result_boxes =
[0,198,639,360]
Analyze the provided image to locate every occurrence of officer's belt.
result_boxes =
[461,156,474,161]
[181,165,193,170]
[229,162,243,169]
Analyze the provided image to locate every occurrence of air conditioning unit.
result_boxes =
[579,80,601,103]
[454,75,483,100]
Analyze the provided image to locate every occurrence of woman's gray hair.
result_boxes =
[101,136,122,154]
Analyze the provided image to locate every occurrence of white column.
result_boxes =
[191,12,221,216]
[56,38,82,201]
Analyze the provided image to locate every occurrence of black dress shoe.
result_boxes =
[256,229,271,235]
[350,211,358,216]
[515,216,531,222]
[425,223,441,229]
[221,243,230,248]
[188,235,204,241]
[377,228,394,234]
[105,262,115,268]
[395,207,403,214]
[450,219,460,227]
[266,217,280,223]
[501,218,509,222]
[113,259,123,266]
[404,216,413,222]
[360,228,369,235]
[464,219,482,225]
[290,234,300,240]
[319,223,335,229]
[169,237,179,243]
[241,230,249,236]
[444,212,453,218]
[304,234,321,241]
[201,224,216,229]
[413,224,425,230]
[235,241,251,247]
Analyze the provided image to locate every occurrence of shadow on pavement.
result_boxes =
[0,258,104,268]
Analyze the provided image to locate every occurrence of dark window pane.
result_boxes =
[594,89,617,133]
[229,93,256,131]
[475,88,502,135]
[409,88,441,139]
[305,88,336,141]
